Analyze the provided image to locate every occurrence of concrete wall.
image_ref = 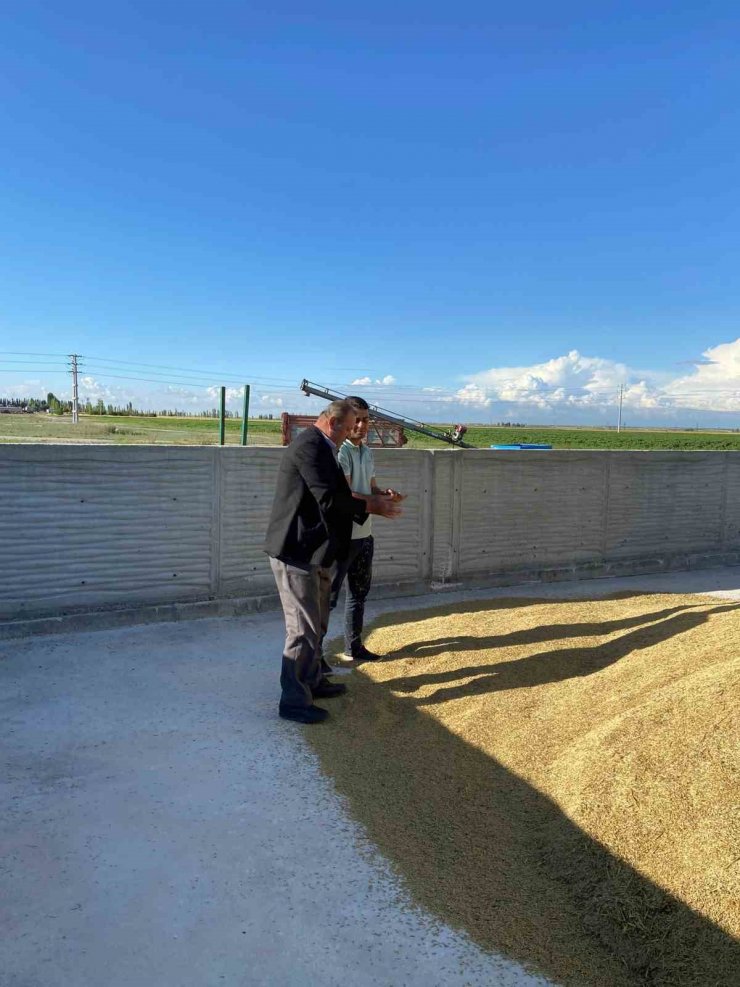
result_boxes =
[443,450,740,582]
[2,445,739,623]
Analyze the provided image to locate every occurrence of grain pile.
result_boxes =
[310,593,740,986]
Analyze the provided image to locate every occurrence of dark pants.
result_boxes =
[330,536,374,656]
[270,558,332,708]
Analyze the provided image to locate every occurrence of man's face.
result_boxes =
[349,410,370,443]
[329,411,356,446]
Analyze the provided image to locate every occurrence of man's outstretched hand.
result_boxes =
[384,487,406,503]
[366,493,403,518]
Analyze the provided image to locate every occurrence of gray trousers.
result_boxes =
[270,558,332,708]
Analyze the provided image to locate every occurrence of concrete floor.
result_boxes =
[2,567,739,987]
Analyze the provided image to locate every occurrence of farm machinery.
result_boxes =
[299,379,472,448]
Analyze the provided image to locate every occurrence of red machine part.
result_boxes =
[281,413,406,447]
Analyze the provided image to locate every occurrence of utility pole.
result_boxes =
[617,384,623,433]
[69,353,79,424]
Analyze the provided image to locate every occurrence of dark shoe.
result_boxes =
[353,646,383,662]
[312,680,348,699]
[279,703,329,724]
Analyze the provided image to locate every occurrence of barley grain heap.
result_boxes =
[310,592,740,987]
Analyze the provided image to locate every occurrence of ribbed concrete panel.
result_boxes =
[605,453,725,558]
[725,456,740,548]
[0,446,213,617]
[371,450,431,583]
[3,445,738,625]
[218,448,431,592]
[457,451,607,574]
[219,448,282,594]
[431,452,456,582]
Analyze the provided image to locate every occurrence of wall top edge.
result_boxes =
[0,444,223,460]
[0,445,737,461]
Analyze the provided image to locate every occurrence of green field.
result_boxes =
[0,414,280,445]
[416,424,740,451]
[1,413,740,450]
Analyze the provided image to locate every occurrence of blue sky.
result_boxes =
[2,2,740,425]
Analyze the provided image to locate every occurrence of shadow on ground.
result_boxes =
[311,594,740,986]
[385,601,739,704]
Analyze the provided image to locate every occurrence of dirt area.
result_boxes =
[312,592,740,986]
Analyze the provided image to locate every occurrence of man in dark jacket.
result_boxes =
[264,400,401,723]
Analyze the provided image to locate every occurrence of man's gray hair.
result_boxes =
[320,399,356,422]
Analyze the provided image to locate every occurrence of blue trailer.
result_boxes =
[490,443,552,450]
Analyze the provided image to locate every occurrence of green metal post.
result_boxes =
[241,385,250,446]
[218,386,226,445]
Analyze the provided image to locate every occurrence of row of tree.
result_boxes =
[0,396,59,413]
[0,394,277,419]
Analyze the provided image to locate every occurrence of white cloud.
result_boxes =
[236,341,740,426]
[455,384,492,407]
[163,385,208,407]
[206,385,243,403]
[351,374,396,386]
[461,349,667,412]
[79,375,120,404]
[662,338,740,412]
[451,339,740,421]
[1,378,48,398]
[5,338,740,426]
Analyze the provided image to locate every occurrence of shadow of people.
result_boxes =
[307,654,740,986]
[385,602,740,706]
[387,601,706,662]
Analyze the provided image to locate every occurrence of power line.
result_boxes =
[0,351,70,358]
[75,373,289,397]
[3,351,740,415]
[83,355,297,386]
[83,367,242,386]
[76,373,300,397]
[78,371,232,388]
[84,354,378,382]
[0,359,72,366]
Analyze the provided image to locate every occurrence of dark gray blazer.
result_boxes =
[264,425,369,567]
